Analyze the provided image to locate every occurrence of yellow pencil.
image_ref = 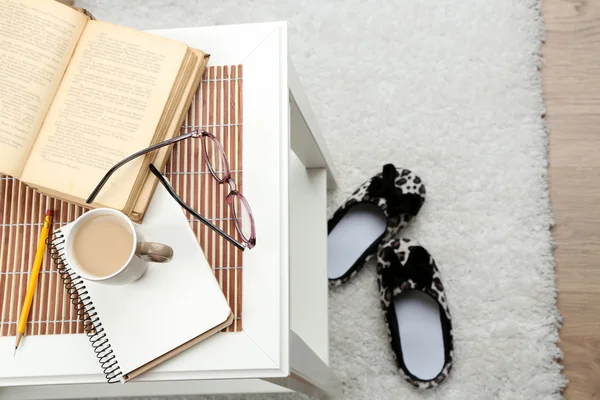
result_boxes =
[14,209,54,355]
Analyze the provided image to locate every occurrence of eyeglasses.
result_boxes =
[86,130,256,251]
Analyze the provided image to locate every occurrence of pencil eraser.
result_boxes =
[45,210,54,217]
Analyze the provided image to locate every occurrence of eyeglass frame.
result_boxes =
[85,130,256,251]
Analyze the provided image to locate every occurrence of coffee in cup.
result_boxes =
[71,214,134,278]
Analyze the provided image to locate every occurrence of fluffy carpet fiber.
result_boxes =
[77,0,565,398]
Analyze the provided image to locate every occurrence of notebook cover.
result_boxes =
[49,184,233,382]
[123,312,233,382]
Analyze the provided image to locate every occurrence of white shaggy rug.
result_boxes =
[76,0,565,398]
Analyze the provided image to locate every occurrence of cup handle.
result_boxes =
[136,242,174,263]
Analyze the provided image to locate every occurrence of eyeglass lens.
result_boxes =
[202,133,230,182]
[229,192,255,244]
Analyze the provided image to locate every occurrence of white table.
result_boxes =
[0,22,341,399]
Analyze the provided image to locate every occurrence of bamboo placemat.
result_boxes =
[0,64,243,336]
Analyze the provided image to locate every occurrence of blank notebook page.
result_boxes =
[58,185,231,378]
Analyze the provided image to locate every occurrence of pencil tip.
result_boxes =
[14,333,23,353]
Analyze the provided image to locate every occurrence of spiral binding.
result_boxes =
[46,231,123,384]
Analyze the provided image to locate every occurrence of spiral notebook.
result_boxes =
[46,184,233,383]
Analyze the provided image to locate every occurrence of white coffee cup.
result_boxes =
[65,208,173,285]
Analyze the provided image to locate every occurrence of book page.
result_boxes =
[21,20,188,210]
[131,51,207,221]
[0,0,87,177]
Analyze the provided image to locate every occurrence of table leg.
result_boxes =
[265,331,342,399]
[289,61,338,189]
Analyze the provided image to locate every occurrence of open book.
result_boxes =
[0,0,207,221]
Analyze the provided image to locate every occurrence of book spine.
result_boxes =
[47,231,122,384]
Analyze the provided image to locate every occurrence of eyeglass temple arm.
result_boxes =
[86,131,198,204]
[148,164,245,251]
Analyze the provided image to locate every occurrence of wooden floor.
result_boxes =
[544,0,600,398]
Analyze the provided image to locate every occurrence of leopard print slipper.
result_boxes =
[376,238,453,389]
[327,164,425,286]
